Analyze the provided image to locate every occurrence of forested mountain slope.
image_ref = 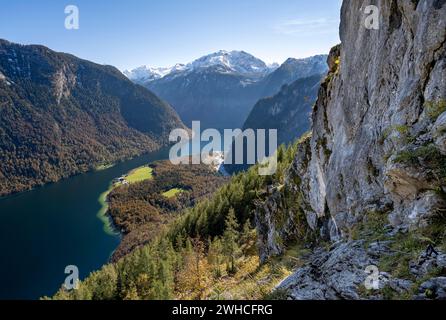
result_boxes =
[0,39,185,196]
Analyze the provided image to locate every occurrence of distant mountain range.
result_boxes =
[0,39,185,196]
[124,50,279,84]
[124,64,187,83]
[125,51,328,129]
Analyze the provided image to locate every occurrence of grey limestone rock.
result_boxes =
[256,0,446,300]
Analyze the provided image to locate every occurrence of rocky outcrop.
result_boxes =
[415,277,446,299]
[410,251,446,278]
[433,112,446,154]
[256,0,446,299]
[276,239,446,300]
[277,241,381,300]
[52,64,77,104]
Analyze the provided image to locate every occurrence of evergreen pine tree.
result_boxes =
[208,237,224,278]
[223,208,240,274]
[241,219,252,253]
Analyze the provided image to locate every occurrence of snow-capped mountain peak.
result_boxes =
[123,64,186,83]
[267,62,280,72]
[124,50,274,83]
[188,50,269,75]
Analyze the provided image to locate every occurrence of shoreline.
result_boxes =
[97,183,121,237]
[96,151,230,257]
[0,143,172,200]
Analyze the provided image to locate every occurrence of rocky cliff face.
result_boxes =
[256,0,446,299]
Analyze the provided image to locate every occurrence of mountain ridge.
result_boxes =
[124,50,277,83]
[243,73,324,146]
[124,51,326,86]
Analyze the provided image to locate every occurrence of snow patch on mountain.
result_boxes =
[189,50,269,75]
[267,62,280,71]
[123,64,186,83]
[281,55,328,76]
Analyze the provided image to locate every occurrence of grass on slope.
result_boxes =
[178,238,306,300]
[96,165,152,235]
[126,166,153,183]
[162,188,184,198]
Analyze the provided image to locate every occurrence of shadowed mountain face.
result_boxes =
[127,52,328,129]
[0,39,186,196]
[243,73,324,146]
[147,64,262,129]
[259,55,328,98]
[224,73,325,175]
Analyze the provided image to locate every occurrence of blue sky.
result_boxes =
[0,0,342,70]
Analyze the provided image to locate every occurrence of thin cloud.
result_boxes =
[274,18,340,36]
